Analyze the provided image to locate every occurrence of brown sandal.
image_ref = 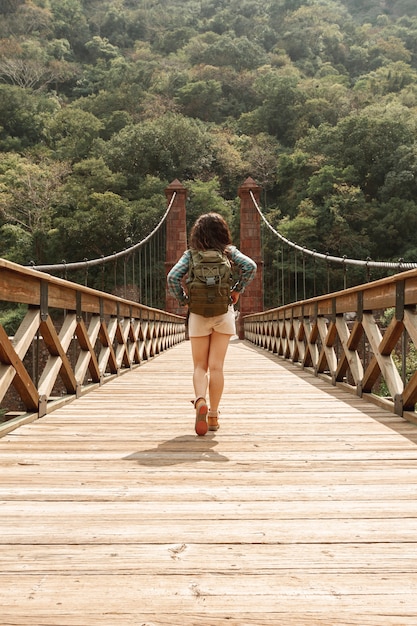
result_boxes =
[193,397,208,436]
[208,411,220,431]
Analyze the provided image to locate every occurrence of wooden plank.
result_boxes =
[74,316,101,383]
[2,542,417,573]
[1,573,417,625]
[362,313,403,397]
[335,315,363,384]
[402,309,417,409]
[3,498,417,520]
[97,318,118,374]
[0,324,39,410]
[379,317,404,355]
[37,314,77,397]
[316,316,333,374]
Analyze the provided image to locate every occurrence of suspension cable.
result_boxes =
[250,191,417,271]
[29,192,177,273]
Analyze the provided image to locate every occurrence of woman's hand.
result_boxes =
[230,290,240,305]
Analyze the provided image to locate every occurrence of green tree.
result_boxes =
[353,61,417,98]
[98,113,215,186]
[0,223,32,264]
[50,0,90,57]
[275,149,317,218]
[370,198,417,261]
[176,79,222,121]
[52,191,131,261]
[187,64,260,119]
[278,163,370,258]
[202,35,267,71]
[44,107,103,161]
[184,177,233,231]
[301,104,417,199]
[0,1,25,15]
[1,2,52,37]
[0,37,77,91]
[64,157,126,197]
[0,153,70,262]
[279,3,350,74]
[240,133,281,204]
[128,176,168,244]
[85,35,120,61]
[380,143,417,201]
[0,84,59,150]
[239,71,306,146]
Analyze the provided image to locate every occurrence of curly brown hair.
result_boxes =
[189,213,232,252]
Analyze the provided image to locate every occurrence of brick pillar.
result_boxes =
[237,177,263,338]
[165,179,188,315]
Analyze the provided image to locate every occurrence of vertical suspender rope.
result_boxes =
[276,242,280,308]
[84,258,89,287]
[294,248,298,303]
[123,256,127,299]
[154,225,158,308]
[132,251,135,297]
[343,255,347,290]
[149,236,153,308]
[144,244,148,307]
[149,238,152,307]
[101,256,105,292]
[313,251,317,297]
[302,248,306,301]
[138,248,142,305]
[366,257,371,283]
[326,253,330,294]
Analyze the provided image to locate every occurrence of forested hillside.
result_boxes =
[1,0,417,267]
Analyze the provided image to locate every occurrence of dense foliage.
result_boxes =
[1,0,417,273]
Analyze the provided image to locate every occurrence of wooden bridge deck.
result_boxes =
[2,339,417,625]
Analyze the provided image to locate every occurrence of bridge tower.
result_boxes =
[237,177,263,337]
[165,179,188,316]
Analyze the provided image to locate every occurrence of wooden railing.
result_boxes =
[243,267,417,423]
[0,259,186,436]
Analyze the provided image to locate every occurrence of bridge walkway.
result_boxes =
[1,339,417,625]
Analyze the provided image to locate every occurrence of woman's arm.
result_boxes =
[166,250,191,305]
[228,246,257,294]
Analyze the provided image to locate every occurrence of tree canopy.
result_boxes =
[0,0,417,271]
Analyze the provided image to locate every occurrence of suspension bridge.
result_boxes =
[1,179,417,624]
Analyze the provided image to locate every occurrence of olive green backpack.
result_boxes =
[187,249,232,317]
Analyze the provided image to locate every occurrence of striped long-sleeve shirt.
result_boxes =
[167,245,257,306]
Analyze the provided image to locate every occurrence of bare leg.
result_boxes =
[207,331,232,413]
[190,335,211,435]
[190,335,210,401]
[190,332,232,407]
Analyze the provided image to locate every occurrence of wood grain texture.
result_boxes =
[1,338,417,625]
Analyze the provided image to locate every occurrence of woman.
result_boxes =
[167,212,257,436]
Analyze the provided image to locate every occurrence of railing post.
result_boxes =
[238,177,264,339]
[164,179,188,316]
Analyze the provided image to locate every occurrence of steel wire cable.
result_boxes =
[250,190,417,271]
[28,192,176,273]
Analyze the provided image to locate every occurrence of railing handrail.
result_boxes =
[0,257,183,319]
[244,265,417,319]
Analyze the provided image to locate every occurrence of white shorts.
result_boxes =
[188,305,236,337]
